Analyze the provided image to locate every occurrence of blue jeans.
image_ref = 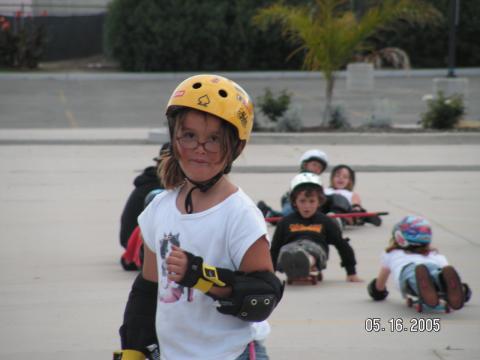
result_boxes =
[235,341,269,360]
[399,262,443,298]
[281,202,294,216]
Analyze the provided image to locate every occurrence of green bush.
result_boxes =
[421,91,465,129]
[104,0,303,71]
[256,88,292,123]
[328,105,351,129]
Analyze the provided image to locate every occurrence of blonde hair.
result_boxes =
[158,108,242,189]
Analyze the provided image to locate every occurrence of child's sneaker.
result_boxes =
[364,215,382,227]
[279,249,310,279]
[257,201,271,217]
[441,266,464,310]
[415,264,439,307]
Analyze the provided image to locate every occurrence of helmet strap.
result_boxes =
[183,171,224,214]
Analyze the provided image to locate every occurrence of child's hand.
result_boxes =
[166,245,188,283]
[346,274,363,282]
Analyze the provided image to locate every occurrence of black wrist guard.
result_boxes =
[177,251,236,293]
[367,278,388,301]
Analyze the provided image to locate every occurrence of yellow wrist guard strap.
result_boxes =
[113,349,146,360]
[193,277,214,293]
[202,264,227,287]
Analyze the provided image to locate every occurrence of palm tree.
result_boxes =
[253,0,442,125]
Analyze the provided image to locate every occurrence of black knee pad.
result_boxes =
[120,274,158,353]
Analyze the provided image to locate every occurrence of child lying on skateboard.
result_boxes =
[367,215,472,312]
[270,172,362,284]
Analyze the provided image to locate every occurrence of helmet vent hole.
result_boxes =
[218,89,228,98]
[192,82,202,89]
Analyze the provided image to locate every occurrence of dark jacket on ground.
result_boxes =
[270,211,357,275]
[119,166,161,248]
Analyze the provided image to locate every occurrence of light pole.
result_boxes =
[447,0,460,78]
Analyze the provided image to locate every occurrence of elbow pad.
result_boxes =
[119,274,158,355]
[216,271,284,322]
[367,278,389,301]
[463,283,472,303]
[177,252,284,321]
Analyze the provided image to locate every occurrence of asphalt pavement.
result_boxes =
[0,70,479,360]
[0,133,479,360]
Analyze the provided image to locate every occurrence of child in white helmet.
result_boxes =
[271,172,362,283]
[257,149,328,218]
[117,75,283,360]
[367,215,471,310]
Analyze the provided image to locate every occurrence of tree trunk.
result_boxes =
[322,73,335,126]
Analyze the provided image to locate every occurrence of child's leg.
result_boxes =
[415,264,439,307]
[281,202,294,217]
[399,263,439,307]
[297,240,328,271]
[278,242,310,278]
[439,266,465,310]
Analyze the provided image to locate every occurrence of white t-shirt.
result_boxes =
[324,187,353,204]
[138,187,270,360]
[381,249,448,290]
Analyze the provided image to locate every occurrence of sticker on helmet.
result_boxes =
[210,77,220,83]
[174,90,185,98]
[237,109,248,128]
[198,95,210,107]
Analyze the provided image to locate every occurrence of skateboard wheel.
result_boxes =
[415,303,423,313]
[311,277,317,285]
[317,273,323,282]
[445,305,451,313]
[406,297,413,307]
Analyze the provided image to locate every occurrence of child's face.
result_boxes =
[304,160,325,175]
[332,168,351,189]
[294,191,320,219]
[175,111,226,182]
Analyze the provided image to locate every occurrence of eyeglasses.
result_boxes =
[176,132,221,153]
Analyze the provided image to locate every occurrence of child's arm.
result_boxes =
[270,221,286,270]
[367,267,390,301]
[351,192,362,207]
[347,274,363,282]
[375,267,390,290]
[325,217,360,281]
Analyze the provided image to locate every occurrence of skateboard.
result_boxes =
[265,211,389,225]
[287,271,323,285]
[405,294,451,313]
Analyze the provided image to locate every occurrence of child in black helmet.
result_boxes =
[271,172,362,283]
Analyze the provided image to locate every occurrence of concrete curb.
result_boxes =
[1,128,480,145]
[1,68,479,81]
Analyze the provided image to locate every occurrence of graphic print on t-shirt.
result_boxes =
[159,232,193,303]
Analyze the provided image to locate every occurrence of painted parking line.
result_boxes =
[59,89,78,128]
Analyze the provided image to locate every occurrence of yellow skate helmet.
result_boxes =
[166,74,254,141]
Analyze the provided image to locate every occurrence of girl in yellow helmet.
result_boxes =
[119,75,281,360]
